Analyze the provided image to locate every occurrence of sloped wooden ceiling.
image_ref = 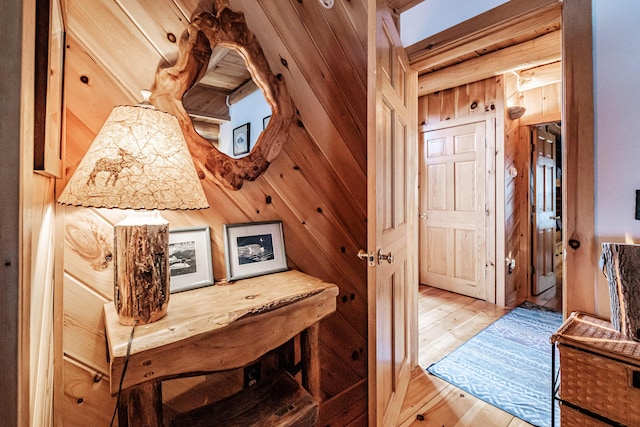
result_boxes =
[62,0,369,424]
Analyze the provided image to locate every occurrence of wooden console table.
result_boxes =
[103,269,339,426]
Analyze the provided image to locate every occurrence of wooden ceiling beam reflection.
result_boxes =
[183,85,230,121]
[228,79,259,105]
[192,120,220,142]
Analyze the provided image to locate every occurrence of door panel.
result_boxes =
[532,126,557,295]
[367,2,417,425]
[419,122,487,299]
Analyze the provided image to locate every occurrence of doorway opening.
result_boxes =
[529,122,563,308]
[406,0,595,423]
[414,4,565,373]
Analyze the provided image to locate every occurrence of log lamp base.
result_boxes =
[114,211,170,326]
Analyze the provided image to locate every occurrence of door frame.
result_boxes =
[407,0,594,316]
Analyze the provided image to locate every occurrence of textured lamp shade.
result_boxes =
[58,106,209,209]
[59,105,209,326]
[58,105,208,210]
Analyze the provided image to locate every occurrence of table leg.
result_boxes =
[551,343,556,427]
[300,324,321,401]
[119,381,163,426]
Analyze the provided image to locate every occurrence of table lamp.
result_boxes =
[58,104,209,325]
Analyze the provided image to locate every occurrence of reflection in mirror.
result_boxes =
[184,46,271,159]
[150,0,295,190]
[221,89,270,158]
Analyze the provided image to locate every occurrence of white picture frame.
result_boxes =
[223,220,288,281]
[169,226,214,293]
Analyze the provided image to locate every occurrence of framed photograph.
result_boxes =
[34,0,64,178]
[263,115,271,130]
[168,226,214,293]
[233,122,250,156]
[224,221,288,281]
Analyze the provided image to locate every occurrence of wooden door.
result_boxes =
[419,122,487,300]
[367,1,417,425]
[532,126,557,295]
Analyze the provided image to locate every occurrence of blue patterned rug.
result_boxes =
[425,301,562,427]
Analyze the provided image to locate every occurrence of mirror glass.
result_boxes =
[184,47,271,159]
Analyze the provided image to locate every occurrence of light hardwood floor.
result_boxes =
[397,282,562,427]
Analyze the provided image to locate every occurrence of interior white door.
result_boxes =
[419,122,487,300]
[367,1,418,425]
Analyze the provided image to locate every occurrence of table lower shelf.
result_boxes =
[170,369,318,427]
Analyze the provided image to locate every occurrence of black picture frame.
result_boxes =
[233,122,250,156]
[223,221,288,281]
[263,115,271,130]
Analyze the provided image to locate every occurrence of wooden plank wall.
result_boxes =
[29,176,59,426]
[61,1,367,425]
[504,73,527,306]
[505,73,562,305]
[418,78,499,129]
[3,0,61,424]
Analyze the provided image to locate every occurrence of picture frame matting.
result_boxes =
[169,226,214,293]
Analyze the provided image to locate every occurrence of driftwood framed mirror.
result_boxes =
[150,0,295,190]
